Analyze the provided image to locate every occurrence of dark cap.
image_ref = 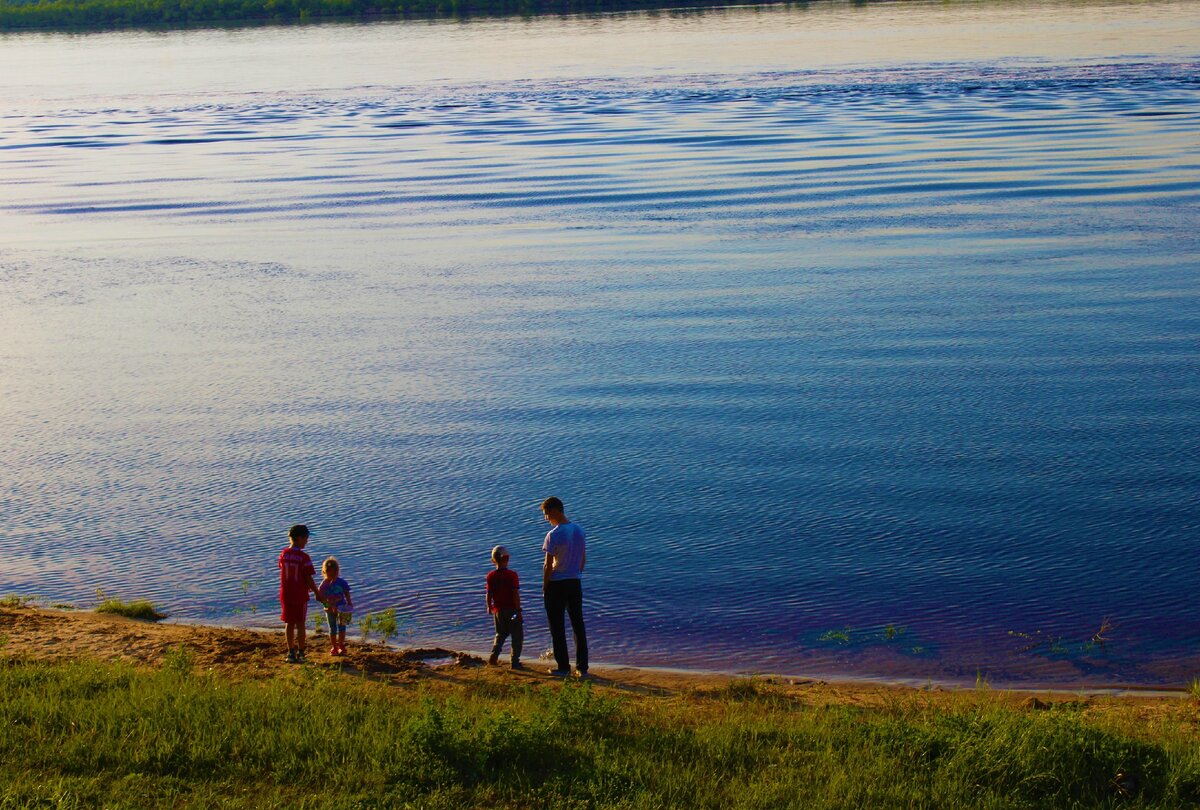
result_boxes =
[288,524,310,540]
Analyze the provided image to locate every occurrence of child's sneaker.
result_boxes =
[330,645,340,656]
[285,649,298,664]
[295,650,307,664]
[336,645,346,656]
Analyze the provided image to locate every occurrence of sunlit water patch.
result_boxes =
[1,2,1199,686]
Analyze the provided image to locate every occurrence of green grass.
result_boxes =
[94,597,168,622]
[1,656,1198,808]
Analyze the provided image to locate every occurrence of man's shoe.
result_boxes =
[576,670,593,680]
[548,668,570,677]
[488,654,500,666]
[511,661,524,670]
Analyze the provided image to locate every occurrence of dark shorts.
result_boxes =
[280,593,309,624]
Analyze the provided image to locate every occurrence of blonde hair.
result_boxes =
[322,557,340,576]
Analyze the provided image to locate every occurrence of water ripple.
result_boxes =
[1,51,1198,686]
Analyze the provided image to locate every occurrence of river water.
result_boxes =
[2,0,1199,686]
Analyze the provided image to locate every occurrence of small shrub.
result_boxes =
[549,681,618,734]
[360,609,398,644]
[722,678,763,700]
[162,645,194,676]
[96,598,167,622]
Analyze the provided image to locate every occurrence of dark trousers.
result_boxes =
[490,610,523,663]
[544,578,587,673]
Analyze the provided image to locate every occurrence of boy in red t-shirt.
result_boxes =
[485,545,523,669]
[279,524,322,664]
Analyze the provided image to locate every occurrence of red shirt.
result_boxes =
[486,567,520,613]
[279,546,315,601]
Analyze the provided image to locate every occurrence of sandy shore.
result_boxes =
[0,604,1189,719]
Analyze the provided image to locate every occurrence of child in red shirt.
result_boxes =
[279,524,322,664]
[485,545,523,669]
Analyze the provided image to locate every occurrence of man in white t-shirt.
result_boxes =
[541,496,588,677]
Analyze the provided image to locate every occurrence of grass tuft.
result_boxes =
[161,646,195,676]
[360,608,399,644]
[819,628,852,644]
[95,598,168,622]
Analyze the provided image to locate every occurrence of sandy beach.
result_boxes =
[1,604,1189,712]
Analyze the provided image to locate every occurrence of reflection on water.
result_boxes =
[1,0,1199,686]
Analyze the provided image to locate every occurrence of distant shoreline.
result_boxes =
[0,0,795,35]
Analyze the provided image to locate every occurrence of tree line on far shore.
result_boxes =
[0,0,797,32]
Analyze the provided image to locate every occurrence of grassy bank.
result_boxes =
[0,0,788,34]
[3,654,1199,809]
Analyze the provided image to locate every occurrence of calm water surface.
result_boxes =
[2,0,1199,686]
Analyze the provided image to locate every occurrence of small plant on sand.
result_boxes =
[882,624,905,641]
[1188,677,1200,701]
[0,634,8,650]
[360,608,398,644]
[975,670,991,690]
[95,596,167,622]
[0,594,35,609]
